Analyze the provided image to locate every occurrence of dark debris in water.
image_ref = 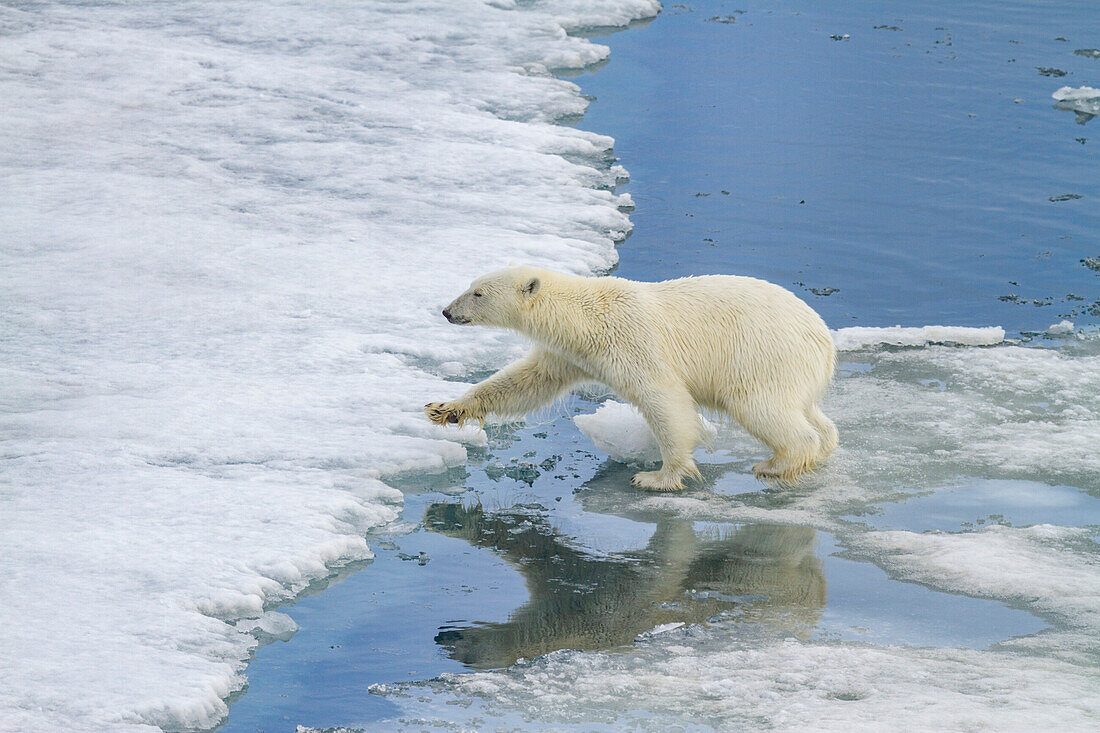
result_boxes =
[1082,257,1100,272]
[794,282,839,297]
[397,552,430,566]
[830,34,851,41]
[873,25,902,31]
[706,15,740,24]
[1074,49,1100,59]
[1036,67,1069,77]
[1049,193,1083,202]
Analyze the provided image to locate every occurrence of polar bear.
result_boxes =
[425,266,837,490]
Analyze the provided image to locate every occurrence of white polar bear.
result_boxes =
[425,266,837,490]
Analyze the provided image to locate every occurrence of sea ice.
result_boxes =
[0,0,658,730]
[832,325,1005,350]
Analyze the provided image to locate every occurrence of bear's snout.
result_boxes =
[443,307,470,325]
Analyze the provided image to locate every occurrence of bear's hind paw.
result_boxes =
[631,469,686,492]
[752,456,814,483]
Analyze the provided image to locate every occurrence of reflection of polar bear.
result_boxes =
[425,266,837,489]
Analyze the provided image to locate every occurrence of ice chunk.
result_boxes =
[1053,86,1100,123]
[832,325,1005,350]
[574,401,719,465]
[1046,320,1075,335]
[636,622,686,640]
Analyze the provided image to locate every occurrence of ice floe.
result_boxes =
[832,325,1005,350]
[0,0,658,730]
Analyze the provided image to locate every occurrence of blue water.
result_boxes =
[218,1,1097,730]
[583,0,1099,333]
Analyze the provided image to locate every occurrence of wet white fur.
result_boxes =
[426,266,838,490]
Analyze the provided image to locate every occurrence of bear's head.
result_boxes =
[442,266,543,328]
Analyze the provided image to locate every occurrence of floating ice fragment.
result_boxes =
[236,611,299,643]
[1047,320,1075,335]
[831,325,1005,350]
[636,622,686,640]
[573,401,718,465]
[1053,85,1100,124]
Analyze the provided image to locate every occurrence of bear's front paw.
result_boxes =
[424,401,482,427]
[425,401,460,425]
[631,469,686,492]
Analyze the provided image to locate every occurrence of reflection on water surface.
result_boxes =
[426,468,825,669]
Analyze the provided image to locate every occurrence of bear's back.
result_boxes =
[637,275,834,398]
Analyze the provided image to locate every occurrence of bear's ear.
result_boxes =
[522,276,541,296]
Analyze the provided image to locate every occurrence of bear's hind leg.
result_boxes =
[629,385,703,492]
[737,404,822,481]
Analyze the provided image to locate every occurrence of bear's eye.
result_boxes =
[473,290,483,298]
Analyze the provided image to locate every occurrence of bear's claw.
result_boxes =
[425,401,482,427]
[424,402,460,425]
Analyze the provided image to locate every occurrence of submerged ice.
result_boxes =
[0,0,658,730]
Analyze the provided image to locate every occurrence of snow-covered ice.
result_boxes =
[0,0,658,730]
[832,325,1005,350]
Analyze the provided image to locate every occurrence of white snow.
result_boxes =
[574,400,718,465]
[832,325,1005,350]
[0,0,658,730]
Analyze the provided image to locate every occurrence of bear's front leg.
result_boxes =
[425,350,588,427]
[628,383,704,492]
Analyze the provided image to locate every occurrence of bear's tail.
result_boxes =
[805,404,838,460]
